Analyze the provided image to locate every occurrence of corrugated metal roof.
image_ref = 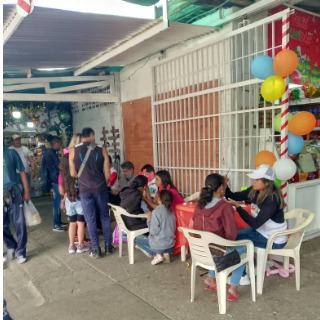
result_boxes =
[3,5,159,70]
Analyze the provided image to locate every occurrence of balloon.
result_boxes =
[273,50,299,77]
[240,186,249,191]
[273,158,297,181]
[251,55,275,80]
[261,75,285,101]
[288,133,304,155]
[254,150,277,167]
[274,178,282,187]
[58,111,71,124]
[288,111,316,135]
[274,112,293,132]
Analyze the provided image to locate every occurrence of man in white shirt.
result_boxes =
[9,134,35,187]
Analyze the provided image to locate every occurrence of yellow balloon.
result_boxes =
[261,75,286,101]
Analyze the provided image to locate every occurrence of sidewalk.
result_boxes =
[3,196,320,320]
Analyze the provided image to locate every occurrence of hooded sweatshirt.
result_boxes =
[192,199,237,241]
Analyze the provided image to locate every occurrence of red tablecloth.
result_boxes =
[173,202,251,256]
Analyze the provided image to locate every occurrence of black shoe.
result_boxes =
[89,247,102,259]
[105,244,115,255]
[60,222,69,228]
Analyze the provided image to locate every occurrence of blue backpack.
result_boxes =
[40,150,51,193]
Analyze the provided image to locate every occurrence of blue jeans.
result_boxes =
[208,245,247,286]
[80,191,111,249]
[51,183,61,226]
[134,235,174,256]
[237,227,287,249]
[3,186,27,257]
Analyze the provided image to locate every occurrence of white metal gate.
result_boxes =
[152,9,290,196]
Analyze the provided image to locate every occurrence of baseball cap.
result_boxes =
[247,164,276,181]
[12,134,21,140]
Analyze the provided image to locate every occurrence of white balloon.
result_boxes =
[273,158,297,181]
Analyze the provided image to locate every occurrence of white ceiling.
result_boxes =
[3,4,216,73]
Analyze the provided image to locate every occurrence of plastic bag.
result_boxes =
[112,224,127,244]
[24,200,42,226]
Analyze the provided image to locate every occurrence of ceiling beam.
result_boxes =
[3,83,45,92]
[3,13,24,45]
[3,93,118,103]
[74,21,168,76]
[3,76,112,85]
[45,80,112,94]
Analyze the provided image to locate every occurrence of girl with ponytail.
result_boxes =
[193,173,245,302]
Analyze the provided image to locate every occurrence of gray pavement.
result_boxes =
[3,196,320,320]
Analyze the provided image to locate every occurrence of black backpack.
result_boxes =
[40,150,51,193]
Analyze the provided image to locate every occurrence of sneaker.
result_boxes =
[17,255,27,264]
[60,222,69,228]
[227,274,251,286]
[53,225,66,232]
[135,245,153,258]
[89,247,102,259]
[76,244,90,254]
[105,244,115,255]
[151,254,164,265]
[6,248,15,261]
[68,245,76,254]
[163,253,171,264]
[74,236,79,245]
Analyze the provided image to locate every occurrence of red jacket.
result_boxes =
[192,199,237,240]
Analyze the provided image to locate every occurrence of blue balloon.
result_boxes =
[251,55,275,80]
[288,133,304,155]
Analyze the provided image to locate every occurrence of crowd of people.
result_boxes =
[4,127,287,302]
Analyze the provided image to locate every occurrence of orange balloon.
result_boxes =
[254,150,277,167]
[273,50,299,77]
[288,111,316,135]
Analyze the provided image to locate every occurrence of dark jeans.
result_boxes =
[237,227,287,249]
[80,191,111,249]
[3,186,27,257]
[51,183,61,226]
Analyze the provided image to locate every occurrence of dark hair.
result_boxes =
[60,154,78,202]
[140,164,155,173]
[81,127,95,138]
[47,135,61,147]
[159,189,173,212]
[248,178,285,209]
[130,175,148,189]
[108,155,112,165]
[155,170,176,190]
[121,161,134,170]
[198,174,225,209]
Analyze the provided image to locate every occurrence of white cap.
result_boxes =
[247,164,276,181]
[12,134,21,140]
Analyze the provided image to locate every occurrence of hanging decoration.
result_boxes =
[303,83,320,99]
[289,88,301,101]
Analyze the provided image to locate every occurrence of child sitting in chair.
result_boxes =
[135,189,176,265]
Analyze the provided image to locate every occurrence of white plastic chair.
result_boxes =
[255,208,314,294]
[109,203,149,265]
[184,191,200,203]
[179,227,256,315]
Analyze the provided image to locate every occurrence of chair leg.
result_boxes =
[256,250,267,295]
[294,250,300,291]
[216,274,227,315]
[127,234,134,265]
[190,263,196,302]
[283,256,290,270]
[181,245,186,262]
[249,261,256,302]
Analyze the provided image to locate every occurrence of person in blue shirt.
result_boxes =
[3,148,30,264]
[42,135,68,232]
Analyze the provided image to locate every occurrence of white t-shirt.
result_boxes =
[9,146,33,173]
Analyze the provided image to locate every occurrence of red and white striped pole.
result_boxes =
[16,0,34,17]
[280,11,291,207]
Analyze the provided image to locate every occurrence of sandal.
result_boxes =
[227,292,240,301]
[204,285,217,291]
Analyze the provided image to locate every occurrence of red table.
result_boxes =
[174,202,251,260]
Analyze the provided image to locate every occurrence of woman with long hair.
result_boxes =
[226,164,287,249]
[59,154,89,254]
[143,170,184,211]
[193,173,245,301]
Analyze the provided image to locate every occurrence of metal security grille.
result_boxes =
[152,10,290,196]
